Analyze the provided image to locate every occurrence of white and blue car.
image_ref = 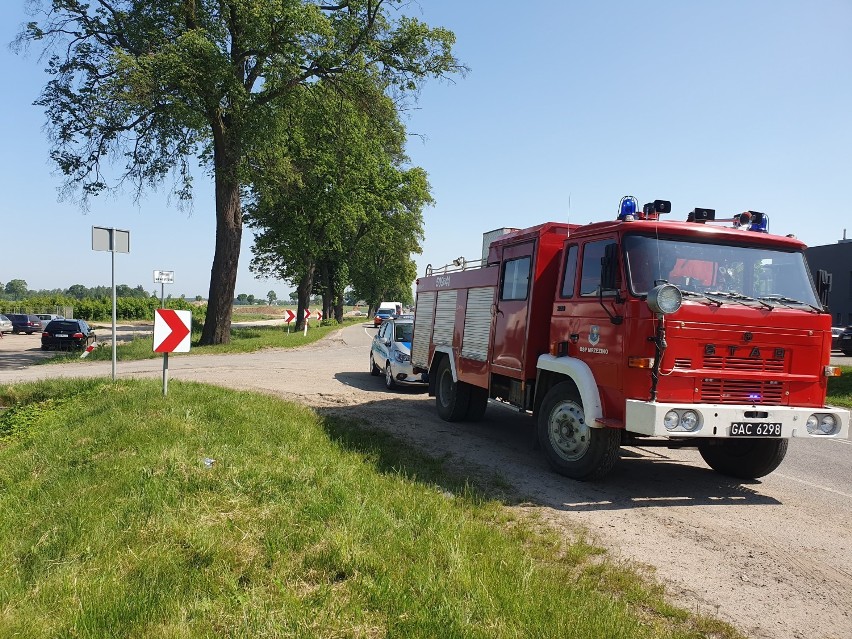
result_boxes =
[370,317,427,389]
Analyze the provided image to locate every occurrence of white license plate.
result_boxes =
[730,422,782,437]
[55,333,68,338]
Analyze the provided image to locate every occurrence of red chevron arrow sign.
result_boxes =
[153,309,192,353]
[284,309,296,323]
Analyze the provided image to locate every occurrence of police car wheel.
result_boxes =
[369,353,380,376]
[385,363,397,389]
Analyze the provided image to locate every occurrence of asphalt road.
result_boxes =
[1,323,850,639]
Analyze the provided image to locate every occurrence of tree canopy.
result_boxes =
[246,74,429,327]
[19,0,463,343]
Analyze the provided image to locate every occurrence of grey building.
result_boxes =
[806,234,852,326]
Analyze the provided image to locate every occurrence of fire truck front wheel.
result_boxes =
[537,382,620,481]
[697,438,789,479]
[435,357,471,421]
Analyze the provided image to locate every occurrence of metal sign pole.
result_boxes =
[161,283,165,308]
[162,351,169,396]
[111,230,117,381]
[92,225,129,383]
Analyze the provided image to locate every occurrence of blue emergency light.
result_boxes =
[733,211,769,233]
[618,196,639,221]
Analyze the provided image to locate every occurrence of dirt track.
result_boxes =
[1,323,851,639]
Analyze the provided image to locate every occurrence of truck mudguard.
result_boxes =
[430,345,458,380]
[536,354,604,426]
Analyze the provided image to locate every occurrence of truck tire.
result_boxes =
[435,357,470,422]
[369,353,380,376]
[697,439,788,479]
[465,386,489,422]
[537,382,620,480]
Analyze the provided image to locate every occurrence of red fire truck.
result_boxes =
[411,198,849,480]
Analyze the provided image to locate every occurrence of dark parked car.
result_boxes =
[41,319,96,351]
[8,313,42,334]
[832,327,844,352]
[839,326,852,357]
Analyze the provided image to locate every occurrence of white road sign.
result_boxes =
[154,270,175,284]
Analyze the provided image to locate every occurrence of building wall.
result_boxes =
[806,240,852,326]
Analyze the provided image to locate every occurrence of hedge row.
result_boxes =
[1,297,202,323]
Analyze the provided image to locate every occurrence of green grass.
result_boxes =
[42,318,365,364]
[827,366,852,408]
[0,379,743,639]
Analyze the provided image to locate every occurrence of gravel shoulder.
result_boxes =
[1,323,851,639]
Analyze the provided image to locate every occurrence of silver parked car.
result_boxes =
[369,317,427,389]
[0,314,12,334]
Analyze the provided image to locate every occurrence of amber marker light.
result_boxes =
[628,357,655,369]
[824,366,842,377]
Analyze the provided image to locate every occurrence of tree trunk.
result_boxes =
[334,291,344,323]
[201,123,242,345]
[295,266,314,332]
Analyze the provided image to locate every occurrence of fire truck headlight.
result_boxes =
[664,410,680,431]
[647,284,682,316]
[806,415,819,433]
[680,410,700,432]
[819,414,837,434]
[806,413,840,435]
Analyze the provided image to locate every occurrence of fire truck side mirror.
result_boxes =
[816,269,832,309]
[601,243,619,292]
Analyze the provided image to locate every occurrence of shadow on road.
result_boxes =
[317,374,783,512]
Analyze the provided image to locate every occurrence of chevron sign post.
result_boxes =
[153,308,192,396]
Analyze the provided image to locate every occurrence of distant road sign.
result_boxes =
[284,309,296,323]
[154,270,174,284]
[153,309,192,353]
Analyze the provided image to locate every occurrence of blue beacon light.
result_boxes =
[748,212,768,233]
[618,196,639,221]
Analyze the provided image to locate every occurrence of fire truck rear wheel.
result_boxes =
[697,438,789,479]
[537,382,620,481]
[465,386,489,422]
[435,357,471,422]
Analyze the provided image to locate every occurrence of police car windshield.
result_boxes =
[394,323,413,342]
[623,235,820,307]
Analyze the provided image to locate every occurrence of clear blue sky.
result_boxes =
[2,1,850,300]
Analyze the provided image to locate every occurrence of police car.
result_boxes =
[369,317,426,389]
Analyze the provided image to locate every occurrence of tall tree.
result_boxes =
[247,76,429,329]
[5,279,28,301]
[18,0,463,344]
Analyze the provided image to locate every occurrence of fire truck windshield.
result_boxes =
[623,235,820,308]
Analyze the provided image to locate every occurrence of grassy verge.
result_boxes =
[0,379,742,638]
[828,367,852,408]
[42,318,366,364]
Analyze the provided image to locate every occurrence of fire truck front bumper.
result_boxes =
[625,400,850,440]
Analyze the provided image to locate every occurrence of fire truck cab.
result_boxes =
[412,199,849,480]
